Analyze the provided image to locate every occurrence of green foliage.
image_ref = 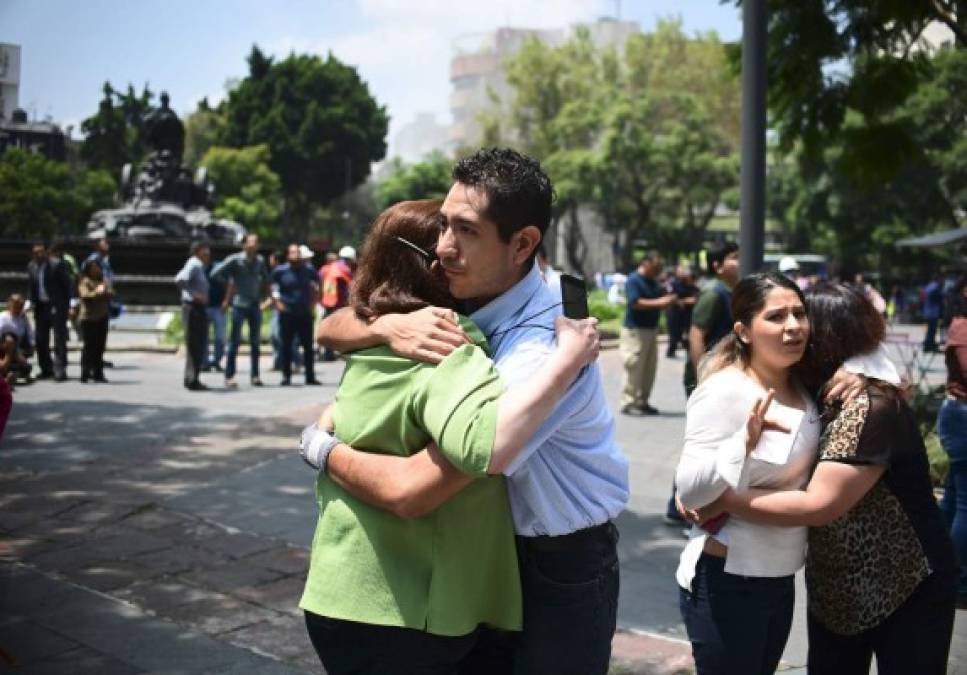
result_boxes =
[764,45,967,278]
[374,152,452,210]
[219,46,389,238]
[200,145,282,239]
[80,82,155,180]
[0,148,115,238]
[588,290,623,337]
[487,20,740,273]
[183,98,226,167]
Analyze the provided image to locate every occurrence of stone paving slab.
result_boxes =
[0,563,306,674]
[1,335,960,674]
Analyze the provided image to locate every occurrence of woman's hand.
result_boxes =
[553,316,600,369]
[823,369,866,405]
[678,490,733,526]
[745,389,790,454]
[372,306,471,364]
[318,403,335,432]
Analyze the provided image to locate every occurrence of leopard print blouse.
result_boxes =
[805,392,931,636]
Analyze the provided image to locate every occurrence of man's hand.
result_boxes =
[275,300,286,313]
[553,316,600,368]
[823,369,866,405]
[371,306,471,364]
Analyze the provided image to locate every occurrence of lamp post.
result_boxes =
[739,0,767,275]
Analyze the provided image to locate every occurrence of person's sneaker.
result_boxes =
[305,378,322,386]
[225,377,238,388]
[250,377,263,387]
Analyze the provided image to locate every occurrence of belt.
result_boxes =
[519,521,615,553]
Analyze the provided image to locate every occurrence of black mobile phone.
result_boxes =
[560,273,589,320]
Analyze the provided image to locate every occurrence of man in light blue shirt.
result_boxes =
[315,148,629,674]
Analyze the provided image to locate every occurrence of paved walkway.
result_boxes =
[0,325,961,674]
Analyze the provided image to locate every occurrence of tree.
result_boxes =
[488,20,740,272]
[0,148,115,239]
[374,153,452,210]
[199,145,282,240]
[220,46,389,238]
[183,98,225,168]
[748,0,965,176]
[80,82,155,181]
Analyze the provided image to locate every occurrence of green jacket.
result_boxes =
[299,318,521,635]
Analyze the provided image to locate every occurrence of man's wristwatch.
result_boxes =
[299,423,341,472]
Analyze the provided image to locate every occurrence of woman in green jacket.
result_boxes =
[299,199,598,675]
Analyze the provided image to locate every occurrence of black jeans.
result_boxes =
[680,553,794,675]
[80,317,109,378]
[304,611,479,675]
[807,569,956,675]
[182,303,208,386]
[35,301,69,377]
[509,521,620,675]
[280,311,314,380]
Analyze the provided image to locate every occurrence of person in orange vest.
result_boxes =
[318,246,356,361]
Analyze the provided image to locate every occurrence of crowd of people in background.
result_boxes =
[174,236,357,391]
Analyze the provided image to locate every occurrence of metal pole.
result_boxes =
[739,0,767,275]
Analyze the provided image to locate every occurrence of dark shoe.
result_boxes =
[185,381,209,391]
[80,374,89,383]
[620,404,643,416]
[663,511,688,526]
[305,378,322,386]
[641,404,660,415]
[280,377,291,386]
[213,364,223,373]
[250,377,263,387]
[201,365,213,373]
[36,371,54,380]
[93,375,108,383]
[54,374,67,382]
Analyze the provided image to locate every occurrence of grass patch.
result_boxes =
[163,308,278,346]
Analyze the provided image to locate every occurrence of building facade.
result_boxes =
[0,43,22,121]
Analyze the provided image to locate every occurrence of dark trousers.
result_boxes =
[509,522,619,675]
[225,304,262,379]
[680,553,794,675]
[79,317,109,378]
[280,311,314,380]
[35,302,69,377]
[182,303,208,386]
[304,611,478,675]
[924,317,940,350]
[807,569,956,675]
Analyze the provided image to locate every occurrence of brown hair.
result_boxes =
[350,200,454,321]
[701,272,806,380]
[796,281,886,390]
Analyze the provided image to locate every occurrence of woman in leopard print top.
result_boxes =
[696,283,957,674]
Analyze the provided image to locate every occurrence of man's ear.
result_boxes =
[512,226,542,266]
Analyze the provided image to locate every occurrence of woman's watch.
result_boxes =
[299,423,341,473]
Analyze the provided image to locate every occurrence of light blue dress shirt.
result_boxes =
[471,262,630,536]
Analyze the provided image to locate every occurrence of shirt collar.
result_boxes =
[471,261,543,335]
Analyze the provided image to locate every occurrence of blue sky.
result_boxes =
[2,0,741,152]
